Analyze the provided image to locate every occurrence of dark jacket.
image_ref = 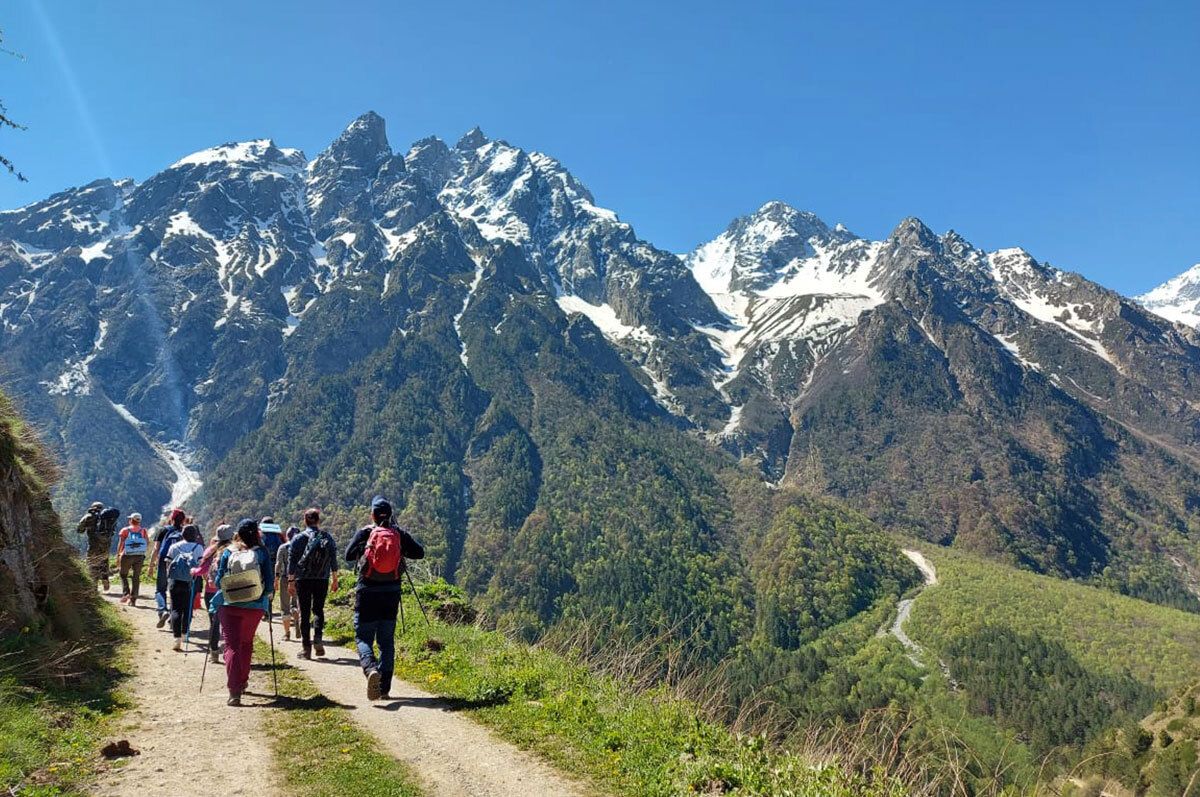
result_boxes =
[154,523,185,565]
[77,508,118,553]
[343,524,424,593]
[288,526,339,581]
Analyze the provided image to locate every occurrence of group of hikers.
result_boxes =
[78,496,424,706]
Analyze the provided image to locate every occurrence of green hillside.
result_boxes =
[908,545,1200,694]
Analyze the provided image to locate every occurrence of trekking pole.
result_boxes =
[199,649,209,693]
[398,583,406,635]
[266,595,279,699]
[183,577,196,658]
[404,568,431,627]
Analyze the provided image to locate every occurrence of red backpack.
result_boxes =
[362,526,403,582]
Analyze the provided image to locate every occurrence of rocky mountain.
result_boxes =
[1,111,1199,617]
[1138,263,1200,329]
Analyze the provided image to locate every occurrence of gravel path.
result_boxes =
[257,620,589,796]
[96,590,282,797]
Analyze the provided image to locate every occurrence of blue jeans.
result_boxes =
[155,562,168,615]
[353,589,401,694]
[354,615,396,694]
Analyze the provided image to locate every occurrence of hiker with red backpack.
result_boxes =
[343,496,424,701]
[116,512,149,605]
[288,508,340,660]
[213,518,274,706]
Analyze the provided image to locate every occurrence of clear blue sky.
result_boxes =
[0,0,1196,294]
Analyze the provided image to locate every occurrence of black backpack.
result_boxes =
[294,529,335,580]
[98,506,121,537]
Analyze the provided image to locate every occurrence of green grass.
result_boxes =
[322,577,908,797]
[255,638,425,797]
[0,599,131,796]
[906,544,1200,694]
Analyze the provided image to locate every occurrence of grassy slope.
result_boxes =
[907,544,1200,694]
[320,577,907,797]
[0,597,130,796]
[0,390,132,796]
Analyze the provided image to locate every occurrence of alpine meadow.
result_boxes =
[1,22,1199,794]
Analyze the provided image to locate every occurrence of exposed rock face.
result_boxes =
[0,395,71,632]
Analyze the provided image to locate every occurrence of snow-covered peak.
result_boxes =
[171,139,302,171]
[438,137,623,252]
[686,204,886,394]
[1137,264,1200,328]
[308,113,392,179]
[687,202,858,296]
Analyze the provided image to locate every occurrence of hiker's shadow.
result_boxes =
[241,691,357,711]
[319,656,361,668]
[374,694,510,712]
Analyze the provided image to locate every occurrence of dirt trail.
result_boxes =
[96,590,282,797]
[889,549,939,666]
[256,622,589,797]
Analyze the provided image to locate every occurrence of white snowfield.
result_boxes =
[110,402,203,513]
[1137,262,1200,329]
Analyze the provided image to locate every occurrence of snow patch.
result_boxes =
[454,257,486,366]
[43,319,109,396]
[78,239,111,264]
[989,250,1120,368]
[110,402,203,512]
[556,295,654,343]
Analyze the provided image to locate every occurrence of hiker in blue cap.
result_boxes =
[343,496,424,700]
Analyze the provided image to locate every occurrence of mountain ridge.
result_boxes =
[1,111,1198,615]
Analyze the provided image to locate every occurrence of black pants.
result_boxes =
[168,579,200,639]
[205,591,220,651]
[295,579,329,649]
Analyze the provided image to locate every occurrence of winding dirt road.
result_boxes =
[889,549,939,666]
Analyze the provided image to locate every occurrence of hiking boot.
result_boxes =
[366,669,382,701]
[314,642,325,657]
[119,595,130,605]
[173,638,182,652]
[129,597,137,607]
[210,648,221,663]
[156,613,167,629]
[299,648,311,661]
[227,694,241,707]
[102,578,110,591]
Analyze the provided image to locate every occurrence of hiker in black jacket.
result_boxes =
[287,508,339,660]
[343,496,424,701]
